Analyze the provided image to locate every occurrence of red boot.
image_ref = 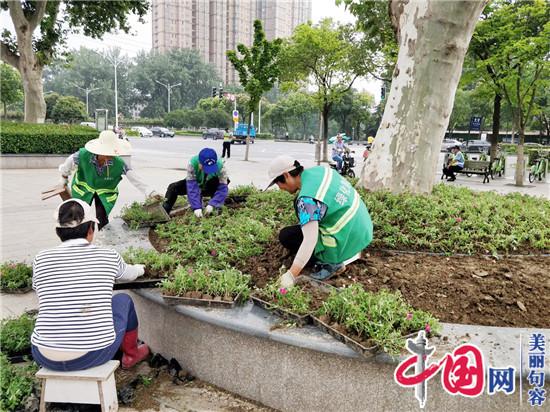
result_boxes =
[121,329,150,369]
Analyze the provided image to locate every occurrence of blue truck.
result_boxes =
[232,123,256,144]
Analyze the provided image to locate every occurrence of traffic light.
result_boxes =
[219,87,223,99]
[212,87,217,98]
[381,86,386,100]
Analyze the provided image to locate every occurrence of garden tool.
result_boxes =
[143,199,170,223]
[41,184,71,201]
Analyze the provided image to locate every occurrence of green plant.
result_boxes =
[122,248,179,278]
[0,313,36,356]
[0,122,98,154]
[120,201,170,229]
[51,96,87,124]
[255,132,274,139]
[0,262,32,292]
[318,285,441,355]
[161,263,251,302]
[256,281,312,315]
[0,353,38,411]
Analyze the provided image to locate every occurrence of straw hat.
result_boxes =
[85,131,131,156]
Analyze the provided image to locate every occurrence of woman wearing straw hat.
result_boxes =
[58,130,154,230]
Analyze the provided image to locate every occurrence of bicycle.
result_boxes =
[528,158,548,183]
[490,156,505,178]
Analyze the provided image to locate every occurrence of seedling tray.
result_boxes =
[0,286,33,294]
[251,296,311,326]
[311,316,378,357]
[162,292,242,309]
[113,278,163,290]
[7,351,33,364]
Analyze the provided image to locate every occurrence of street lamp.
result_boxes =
[70,82,101,116]
[95,51,122,128]
[155,80,181,113]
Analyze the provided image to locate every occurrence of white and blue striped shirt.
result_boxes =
[31,239,125,351]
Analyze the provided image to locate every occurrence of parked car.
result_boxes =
[440,139,463,152]
[524,142,543,148]
[202,128,224,140]
[464,140,490,154]
[151,126,175,138]
[131,126,153,137]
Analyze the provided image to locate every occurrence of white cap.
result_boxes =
[54,199,99,228]
[84,130,131,156]
[265,155,301,190]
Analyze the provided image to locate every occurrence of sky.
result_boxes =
[0,0,380,100]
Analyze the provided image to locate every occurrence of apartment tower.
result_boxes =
[152,0,312,84]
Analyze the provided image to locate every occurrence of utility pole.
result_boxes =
[258,99,262,134]
[155,80,182,113]
[70,82,101,117]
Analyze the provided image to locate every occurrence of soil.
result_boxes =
[240,241,550,329]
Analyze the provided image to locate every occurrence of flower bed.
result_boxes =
[0,262,33,293]
[0,313,35,361]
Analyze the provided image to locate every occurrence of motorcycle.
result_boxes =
[330,150,356,178]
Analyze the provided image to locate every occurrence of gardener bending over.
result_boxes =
[266,156,373,288]
[59,130,156,230]
[163,148,229,217]
[31,199,150,371]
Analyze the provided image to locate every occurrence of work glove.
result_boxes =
[134,264,145,278]
[146,190,163,202]
[59,175,69,186]
[278,270,296,289]
[194,209,203,218]
[204,205,214,216]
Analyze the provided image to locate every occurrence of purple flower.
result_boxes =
[406,312,413,321]
[425,323,431,333]
[210,249,218,257]
[279,288,288,295]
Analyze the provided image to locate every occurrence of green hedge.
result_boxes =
[175,130,202,136]
[256,132,274,140]
[0,122,98,154]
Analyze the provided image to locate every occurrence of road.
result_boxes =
[1,136,548,262]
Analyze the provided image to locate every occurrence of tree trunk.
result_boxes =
[490,93,501,161]
[515,109,525,186]
[244,112,252,161]
[360,0,486,193]
[21,63,46,123]
[322,104,329,162]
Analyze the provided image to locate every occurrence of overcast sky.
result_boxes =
[0,1,380,100]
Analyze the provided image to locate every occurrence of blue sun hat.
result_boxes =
[198,148,219,174]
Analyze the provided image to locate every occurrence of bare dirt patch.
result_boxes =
[239,242,550,329]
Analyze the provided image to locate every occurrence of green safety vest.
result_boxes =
[297,166,373,264]
[223,132,232,142]
[71,148,124,215]
[189,155,224,189]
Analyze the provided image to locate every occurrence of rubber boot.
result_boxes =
[121,329,150,369]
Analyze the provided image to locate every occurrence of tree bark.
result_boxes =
[360,0,487,194]
[322,104,329,162]
[490,93,501,161]
[244,111,252,161]
[515,124,525,186]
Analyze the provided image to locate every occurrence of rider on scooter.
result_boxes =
[331,133,349,172]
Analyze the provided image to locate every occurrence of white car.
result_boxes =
[440,139,463,152]
[131,126,153,137]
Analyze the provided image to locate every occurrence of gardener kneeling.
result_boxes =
[31,199,150,371]
[163,148,229,217]
[266,156,373,288]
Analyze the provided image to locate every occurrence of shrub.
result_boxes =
[51,96,88,124]
[0,262,32,292]
[255,132,274,139]
[0,122,98,154]
[256,281,312,315]
[0,353,38,411]
[0,313,35,356]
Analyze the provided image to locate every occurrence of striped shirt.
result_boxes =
[31,239,125,351]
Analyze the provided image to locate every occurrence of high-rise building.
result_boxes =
[152,0,312,85]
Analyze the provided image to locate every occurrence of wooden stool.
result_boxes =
[36,360,119,412]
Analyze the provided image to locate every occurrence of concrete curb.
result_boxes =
[0,154,132,169]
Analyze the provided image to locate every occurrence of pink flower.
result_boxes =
[210,250,218,257]
[406,312,413,321]
[187,268,193,274]
[455,217,463,223]
[279,288,288,295]
[425,323,431,333]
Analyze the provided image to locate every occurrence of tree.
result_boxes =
[0,63,23,116]
[51,96,87,123]
[227,19,282,161]
[447,89,470,138]
[131,49,220,117]
[280,19,372,161]
[349,91,375,139]
[283,92,316,139]
[44,92,60,120]
[468,0,549,186]
[356,0,486,194]
[1,1,148,123]
[204,108,232,129]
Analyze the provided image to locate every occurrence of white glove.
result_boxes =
[279,270,296,289]
[194,209,203,218]
[134,264,145,278]
[59,175,69,186]
[205,205,214,216]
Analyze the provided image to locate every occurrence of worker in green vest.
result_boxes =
[59,130,154,230]
[162,148,229,216]
[266,156,373,288]
[222,128,232,159]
